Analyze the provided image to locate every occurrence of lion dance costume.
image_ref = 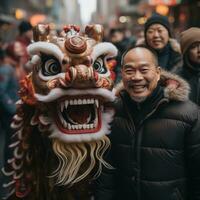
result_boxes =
[2,24,117,200]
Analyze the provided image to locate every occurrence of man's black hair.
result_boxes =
[121,44,159,66]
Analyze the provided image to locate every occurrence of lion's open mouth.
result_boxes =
[56,96,101,134]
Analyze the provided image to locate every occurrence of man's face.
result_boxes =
[146,24,169,50]
[122,48,161,102]
[189,42,200,65]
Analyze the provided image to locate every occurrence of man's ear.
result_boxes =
[156,66,161,81]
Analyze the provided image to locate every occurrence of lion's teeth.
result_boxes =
[68,124,71,130]
[78,124,82,129]
[63,121,68,128]
[74,99,78,105]
[65,100,69,109]
[95,99,99,108]
[86,124,90,129]
[69,100,73,105]
[83,99,87,104]
[78,99,82,105]
[61,102,65,112]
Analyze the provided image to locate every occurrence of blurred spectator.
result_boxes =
[177,27,200,105]
[0,49,18,120]
[141,13,182,72]
[0,49,19,164]
[109,27,135,85]
[16,20,32,60]
[14,20,33,76]
[135,28,144,45]
[5,41,26,80]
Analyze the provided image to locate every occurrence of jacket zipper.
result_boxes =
[133,98,169,200]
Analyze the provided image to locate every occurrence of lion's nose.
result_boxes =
[67,65,95,88]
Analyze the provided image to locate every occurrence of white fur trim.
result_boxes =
[35,88,116,102]
[91,42,118,62]
[10,121,23,129]
[27,42,64,63]
[2,168,15,176]
[31,55,41,65]
[13,114,22,121]
[23,56,38,72]
[3,180,15,187]
[49,109,115,143]
[16,100,23,105]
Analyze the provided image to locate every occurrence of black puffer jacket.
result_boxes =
[95,71,200,200]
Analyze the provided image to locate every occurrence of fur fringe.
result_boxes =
[160,70,190,101]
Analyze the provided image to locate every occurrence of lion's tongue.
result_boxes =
[67,105,92,124]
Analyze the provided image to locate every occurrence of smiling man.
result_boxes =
[143,13,182,72]
[95,45,200,200]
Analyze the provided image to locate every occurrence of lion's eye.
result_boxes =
[93,57,107,74]
[42,58,61,76]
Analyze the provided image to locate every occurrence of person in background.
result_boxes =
[135,28,145,46]
[94,45,200,200]
[5,41,27,80]
[177,27,200,105]
[142,13,182,72]
[0,49,19,164]
[14,20,33,76]
[109,27,135,85]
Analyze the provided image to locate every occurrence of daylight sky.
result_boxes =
[78,0,97,24]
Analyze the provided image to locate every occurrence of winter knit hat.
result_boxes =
[18,20,32,34]
[144,13,171,36]
[180,27,200,55]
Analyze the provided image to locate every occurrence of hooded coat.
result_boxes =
[94,71,200,200]
[176,51,200,105]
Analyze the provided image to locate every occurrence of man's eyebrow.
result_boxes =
[123,63,134,68]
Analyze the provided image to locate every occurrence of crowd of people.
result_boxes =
[0,20,33,165]
[0,13,200,199]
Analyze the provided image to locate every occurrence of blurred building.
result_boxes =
[0,0,82,41]
[93,0,128,26]
[0,0,82,27]
[93,0,199,40]
[60,0,82,27]
[173,0,200,29]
